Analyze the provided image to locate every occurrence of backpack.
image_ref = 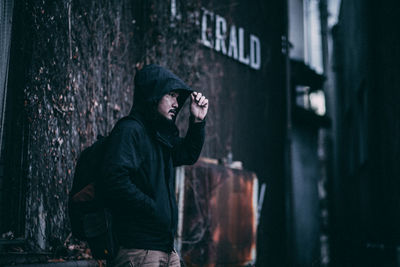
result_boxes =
[68,125,124,259]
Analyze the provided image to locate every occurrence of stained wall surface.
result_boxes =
[1,0,287,265]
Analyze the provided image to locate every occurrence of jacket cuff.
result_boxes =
[190,115,206,126]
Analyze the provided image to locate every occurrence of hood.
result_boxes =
[132,64,193,115]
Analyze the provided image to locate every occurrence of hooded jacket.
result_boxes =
[100,65,205,252]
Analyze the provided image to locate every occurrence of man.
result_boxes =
[100,64,208,267]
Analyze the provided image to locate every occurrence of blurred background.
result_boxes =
[0,0,399,266]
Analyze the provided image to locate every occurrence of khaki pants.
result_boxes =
[108,248,181,267]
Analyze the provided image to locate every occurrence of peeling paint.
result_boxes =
[37,200,46,250]
[179,160,258,266]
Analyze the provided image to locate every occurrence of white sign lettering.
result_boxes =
[228,25,238,60]
[200,8,261,70]
[215,15,227,55]
[201,9,214,48]
[250,34,261,69]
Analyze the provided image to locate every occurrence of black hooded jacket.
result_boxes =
[100,65,205,252]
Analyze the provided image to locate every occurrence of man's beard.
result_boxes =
[137,103,178,133]
[151,110,180,146]
[134,103,180,146]
[168,109,178,123]
[153,110,177,129]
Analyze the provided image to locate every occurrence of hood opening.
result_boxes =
[131,64,193,116]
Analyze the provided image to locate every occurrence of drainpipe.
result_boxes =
[283,0,294,265]
[0,0,14,156]
[318,0,331,266]
[319,0,329,75]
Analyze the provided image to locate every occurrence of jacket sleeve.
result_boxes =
[100,124,156,215]
[172,118,205,167]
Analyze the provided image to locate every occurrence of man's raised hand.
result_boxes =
[190,91,208,122]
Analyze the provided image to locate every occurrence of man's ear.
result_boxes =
[135,62,144,71]
[152,99,160,111]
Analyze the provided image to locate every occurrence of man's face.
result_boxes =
[157,91,179,121]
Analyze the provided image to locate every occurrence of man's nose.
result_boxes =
[172,99,178,108]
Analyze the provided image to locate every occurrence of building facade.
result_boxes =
[0,0,288,265]
[330,0,400,265]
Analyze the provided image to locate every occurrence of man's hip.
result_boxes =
[108,248,181,267]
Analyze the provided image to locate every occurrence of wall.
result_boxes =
[331,0,400,265]
[291,124,321,266]
[2,0,287,265]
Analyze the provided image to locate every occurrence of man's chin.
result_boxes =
[156,111,177,123]
[167,113,177,122]
[163,114,176,122]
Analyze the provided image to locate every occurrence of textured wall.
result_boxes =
[12,0,203,252]
[4,0,286,263]
[332,0,400,265]
[22,0,139,251]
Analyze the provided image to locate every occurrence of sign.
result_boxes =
[170,1,262,70]
[200,8,261,70]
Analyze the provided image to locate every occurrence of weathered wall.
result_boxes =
[22,0,140,251]
[4,0,287,263]
[331,0,400,265]
[8,0,203,252]
[291,124,321,266]
[180,161,258,266]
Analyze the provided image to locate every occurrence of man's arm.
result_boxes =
[172,118,205,166]
[172,91,208,166]
[190,92,208,122]
[100,123,156,215]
